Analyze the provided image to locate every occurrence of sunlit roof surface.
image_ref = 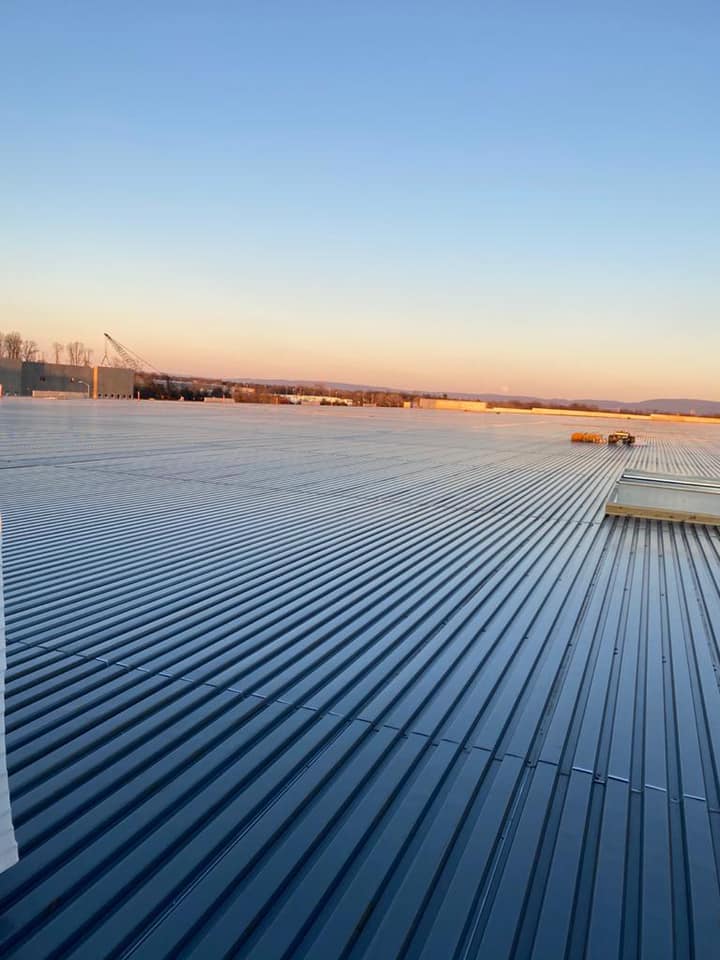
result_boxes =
[1,400,720,958]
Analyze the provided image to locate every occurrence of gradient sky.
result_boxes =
[2,2,719,399]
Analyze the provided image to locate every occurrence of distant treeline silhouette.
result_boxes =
[0,331,93,366]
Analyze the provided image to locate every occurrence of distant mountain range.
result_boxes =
[451,394,720,417]
[581,398,720,417]
[232,379,720,417]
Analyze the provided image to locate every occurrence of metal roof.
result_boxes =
[0,519,18,873]
[1,400,720,959]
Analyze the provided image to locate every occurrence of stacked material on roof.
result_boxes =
[0,523,17,874]
[606,469,720,524]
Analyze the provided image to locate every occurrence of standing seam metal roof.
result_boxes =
[1,401,720,958]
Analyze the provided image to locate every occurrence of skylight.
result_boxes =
[606,470,720,525]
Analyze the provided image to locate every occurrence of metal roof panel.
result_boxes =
[1,402,720,957]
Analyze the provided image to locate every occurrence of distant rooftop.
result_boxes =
[1,401,720,958]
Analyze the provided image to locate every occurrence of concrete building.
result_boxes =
[93,365,134,398]
[0,360,133,398]
[415,396,489,412]
[292,394,353,405]
[0,360,22,397]
[22,361,94,398]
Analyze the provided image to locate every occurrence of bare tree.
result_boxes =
[66,341,85,365]
[0,333,4,359]
[4,332,23,360]
[82,347,93,366]
[52,342,64,363]
[21,339,38,362]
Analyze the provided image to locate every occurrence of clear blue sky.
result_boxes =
[2,2,719,399]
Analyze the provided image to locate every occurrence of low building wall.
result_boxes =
[8,362,134,399]
[32,390,88,400]
[417,398,488,412]
[529,406,646,420]
[94,366,134,398]
[648,412,720,424]
[22,362,92,397]
[0,360,22,396]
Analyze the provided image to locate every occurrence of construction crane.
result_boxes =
[101,333,173,397]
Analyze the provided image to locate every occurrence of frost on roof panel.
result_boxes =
[606,469,720,524]
[0,521,17,874]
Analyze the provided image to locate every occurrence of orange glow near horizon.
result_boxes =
[8,303,713,405]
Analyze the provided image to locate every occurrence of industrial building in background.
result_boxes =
[0,359,133,399]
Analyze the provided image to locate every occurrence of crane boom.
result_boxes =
[101,333,160,373]
[101,332,174,398]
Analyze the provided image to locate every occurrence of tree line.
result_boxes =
[0,331,93,365]
[232,384,410,407]
[0,331,39,362]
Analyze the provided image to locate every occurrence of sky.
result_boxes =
[2,2,719,400]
